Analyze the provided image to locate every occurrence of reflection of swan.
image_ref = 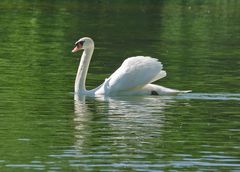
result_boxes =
[72,37,191,97]
[74,95,172,116]
[74,95,173,149]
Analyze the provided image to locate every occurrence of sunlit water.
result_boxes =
[0,1,240,171]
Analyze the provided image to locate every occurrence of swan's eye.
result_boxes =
[79,41,85,46]
[75,40,85,48]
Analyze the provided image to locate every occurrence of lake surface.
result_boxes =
[0,0,240,171]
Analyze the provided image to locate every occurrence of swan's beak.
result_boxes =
[72,45,82,53]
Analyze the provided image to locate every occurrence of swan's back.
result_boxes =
[105,56,166,93]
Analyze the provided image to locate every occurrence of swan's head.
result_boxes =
[72,37,94,53]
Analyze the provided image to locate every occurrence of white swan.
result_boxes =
[72,37,191,96]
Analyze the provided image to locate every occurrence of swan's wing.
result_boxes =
[105,56,166,93]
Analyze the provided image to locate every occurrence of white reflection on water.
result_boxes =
[73,95,174,149]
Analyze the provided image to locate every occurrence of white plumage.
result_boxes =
[106,56,166,93]
[72,37,191,97]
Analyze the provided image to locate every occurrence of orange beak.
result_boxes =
[72,44,82,53]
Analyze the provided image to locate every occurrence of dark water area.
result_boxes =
[0,0,239,171]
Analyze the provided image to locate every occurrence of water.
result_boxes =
[0,0,240,171]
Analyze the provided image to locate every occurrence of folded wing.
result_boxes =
[105,56,166,93]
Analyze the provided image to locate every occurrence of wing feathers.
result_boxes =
[106,56,166,93]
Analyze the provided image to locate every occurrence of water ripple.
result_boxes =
[178,93,240,101]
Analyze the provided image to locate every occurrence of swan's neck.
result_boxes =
[75,47,94,93]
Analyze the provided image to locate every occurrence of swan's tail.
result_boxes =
[178,90,192,94]
[148,84,192,95]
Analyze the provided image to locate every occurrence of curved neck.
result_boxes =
[75,47,94,93]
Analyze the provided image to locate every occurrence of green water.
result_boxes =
[0,0,240,171]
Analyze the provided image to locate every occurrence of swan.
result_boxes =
[72,37,191,96]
